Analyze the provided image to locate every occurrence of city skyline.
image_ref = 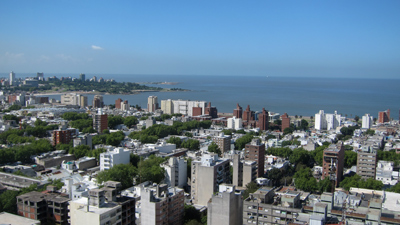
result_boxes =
[1,1,399,78]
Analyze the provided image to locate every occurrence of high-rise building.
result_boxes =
[9,71,15,86]
[245,139,265,177]
[233,103,243,118]
[36,72,44,81]
[93,108,108,133]
[357,146,377,180]
[61,93,80,105]
[92,95,104,108]
[205,102,218,118]
[53,129,78,146]
[115,98,122,109]
[321,142,345,187]
[232,154,257,187]
[147,96,158,112]
[212,134,231,154]
[80,95,88,108]
[281,113,290,131]
[242,105,255,122]
[362,114,373,129]
[161,157,187,188]
[141,184,184,225]
[227,117,243,130]
[121,100,129,111]
[79,73,85,81]
[378,109,390,123]
[258,108,269,131]
[207,184,243,225]
[315,110,341,130]
[160,99,173,114]
[191,154,230,206]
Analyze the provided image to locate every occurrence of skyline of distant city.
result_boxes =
[1,1,400,78]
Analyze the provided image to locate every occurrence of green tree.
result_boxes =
[182,139,200,150]
[138,155,166,184]
[293,168,318,192]
[124,116,139,128]
[96,164,138,189]
[283,127,294,135]
[167,136,182,148]
[234,133,253,150]
[3,114,19,123]
[344,151,357,168]
[184,205,202,224]
[108,115,124,129]
[365,129,375,136]
[300,119,309,130]
[243,182,259,199]
[208,142,221,156]
[317,177,332,193]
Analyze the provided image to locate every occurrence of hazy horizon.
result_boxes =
[1,1,399,79]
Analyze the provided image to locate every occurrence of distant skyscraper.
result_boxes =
[315,110,341,130]
[79,73,85,81]
[362,114,373,129]
[9,71,15,86]
[281,113,290,131]
[80,95,88,108]
[115,98,122,109]
[245,139,265,177]
[92,95,104,108]
[93,108,108,133]
[233,103,242,119]
[258,108,269,131]
[147,96,158,112]
[36,72,44,81]
[378,109,390,123]
[205,102,218,118]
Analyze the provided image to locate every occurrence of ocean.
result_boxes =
[29,74,400,120]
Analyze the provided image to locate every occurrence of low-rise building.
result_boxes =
[100,147,130,171]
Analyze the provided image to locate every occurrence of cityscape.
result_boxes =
[1,1,400,225]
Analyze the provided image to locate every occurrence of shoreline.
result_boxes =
[33,89,189,96]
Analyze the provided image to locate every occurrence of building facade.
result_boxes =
[245,139,265,177]
[321,142,345,186]
[93,109,108,133]
[147,96,158,112]
[357,146,377,180]
[378,109,390,123]
[212,134,231,154]
[362,113,373,129]
[100,147,131,171]
[315,110,341,130]
[161,156,187,188]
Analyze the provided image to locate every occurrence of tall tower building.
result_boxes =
[147,96,158,112]
[93,109,108,133]
[205,102,218,118]
[191,154,230,206]
[9,71,15,86]
[79,95,88,108]
[115,98,122,109]
[92,95,104,108]
[207,184,243,225]
[232,154,257,187]
[36,72,44,81]
[79,73,85,81]
[245,139,265,177]
[321,142,345,187]
[161,157,187,188]
[378,109,390,123]
[161,99,173,114]
[258,108,269,131]
[281,113,290,131]
[357,146,377,180]
[362,114,373,129]
[212,134,231,154]
[233,103,243,119]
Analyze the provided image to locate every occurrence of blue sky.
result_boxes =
[0,1,399,78]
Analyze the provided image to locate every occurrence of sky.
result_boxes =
[0,1,399,78]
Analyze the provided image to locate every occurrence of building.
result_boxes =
[321,142,345,186]
[362,113,373,129]
[232,154,257,187]
[191,154,230,206]
[121,100,129,111]
[100,147,130,171]
[233,103,243,119]
[0,172,47,190]
[245,139,265,177]
[80,95,88,108]
[73,134,93,149]
[9,71,15,86]
[227,117,243,130]
[0,212,40,225]
[141,184,184,225]
[357,146,377,180]
[79,73,85,81]
[147,96,158,112]
[115,98,123,109]
[212,134,231,154]
[92,95,104,108]
[36,72,44,81]
[281,113,290,132]
[161,157,187,188]
[93,108,108,133]
[207,184,243,225]
[61,93,80,105]
[17,190,70,225]
[378,109,390,123]
[52,128,78,146]
[70,182,135,225]
[258,108,269,131]
[243,187,302,225]
[315,110,341,130]
[375,160,398,185]
[242,105,255,123]
[205,102,218,118]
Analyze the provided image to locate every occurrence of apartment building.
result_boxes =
[213,134,231,154]
[245,139,265,177]
[161,156,187,188]
[100,147,131,171]
[321,142,345,187]
[357,146,377,180]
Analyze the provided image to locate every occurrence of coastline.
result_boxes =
[33,89,188,96]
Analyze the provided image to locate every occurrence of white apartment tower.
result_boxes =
[362,114,373,129]
[315,110,341,130]
[9,71,15,86]
[147,96,158,112]
[227,117,243,130]
[161,157,187,188]
[99,147,130,171]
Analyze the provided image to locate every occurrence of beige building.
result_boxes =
[141,184,184,225]
[213,134,231,154]
[232,154,257,187]
[357,146,377,180]
[160,99,173,114]
[207,184,243,225]
[147,96,158,112]
[80,95,88,108]
[191,154,230,206]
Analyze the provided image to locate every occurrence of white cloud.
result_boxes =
[5,52,25,59]
[91,45,103,50]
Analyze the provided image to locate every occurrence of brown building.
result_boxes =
[322,142,345,187]
[281,113,290,131]
[192,106,203,116]
[17,190,70,225]
[8,95,17,104]
[242,105,255,122]
[257,108,269,131]
[115,98,123,109]
[93,109,108,133]
[92,95,104,108]
[37,97,49,104]
[52,129,77,146]
[378,109,390,123]
[212,134,231,154]
[245,139,265,177]
[205,102,218,118]
[233,103,242,119]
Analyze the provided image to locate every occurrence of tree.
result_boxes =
[182,139,200,150]
[138,155,166,184]
[222,129,233,136]
[344,151,357,168]
[108,115,124,129]
[243,182,259,199]
[267,168,283,186]
[234,133,253,150]
[293,168,318,192]
[340,174,383,191]
[283,127,294,135]
[167,136,182,148]
[3,114,19,123]
[184,205,202,224]
[317,177,332,193]
[208,142,221,156]
[289,148,313,167]
[96,164,138,189]
[124,116,139,128]
[365,129,375,136]
[300,119,309,130]
[354,115,360,122]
